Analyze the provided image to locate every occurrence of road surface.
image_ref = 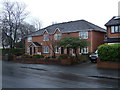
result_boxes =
[2,61,119,88]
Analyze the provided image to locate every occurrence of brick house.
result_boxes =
[26,19,106,56]
[104,16,120,44]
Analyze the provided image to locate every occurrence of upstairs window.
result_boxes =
[43,35,49,41]
[28,37,32,42]
[79,31,88,39]
[111,25,120,33]
[54,34,61,40]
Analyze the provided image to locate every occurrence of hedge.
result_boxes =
[98,44,120,62]
[2,48,25,56]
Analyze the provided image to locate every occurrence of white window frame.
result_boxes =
[79,31,88,39]
[111,26,115,33]
[43,35,49,41]
[79,47,88,54]
[54,34,61,40]
[115,26,118,33]
[28,37,32,42]
[111,26,120,33]
[54,46,59,53]
[43,46,49,53]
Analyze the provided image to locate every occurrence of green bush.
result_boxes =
[33,54,44,58]
[77,54,89,62]
[98,44,120,62]
[21,54,32,58]
[2,48,25,56]
[57,54,69,59]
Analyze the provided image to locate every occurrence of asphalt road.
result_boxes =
[2,61,119,88]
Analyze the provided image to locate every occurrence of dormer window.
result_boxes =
[28,37,32,42]
[54,34,61,40]
[110,25,120,33]
[43,35,49,41]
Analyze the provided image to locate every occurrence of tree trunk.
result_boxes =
[74,48,78,58]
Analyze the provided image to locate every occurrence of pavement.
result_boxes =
[10,61,119,79]
[2,60,120,88]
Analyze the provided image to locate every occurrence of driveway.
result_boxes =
[2,61,119,88]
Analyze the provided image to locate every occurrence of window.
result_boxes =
[28,37,32,42]
[111,26,120,33]
[79,47,88,54]
[54,34,61,40]
[54,46,59,53]
[111,26,114,33]
[43,46,49,53]
[119,25,120,32]
[79,31,88,39]
[43,35,49,41]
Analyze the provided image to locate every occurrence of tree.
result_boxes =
[31,18,42,30]
[45,35,58,58]
[0,0,29,48]
[57,37,88,57]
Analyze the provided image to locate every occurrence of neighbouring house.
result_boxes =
[104,16,120,44]
[26,19,106,56]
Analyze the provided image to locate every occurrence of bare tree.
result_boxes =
[1,0,29,48]
[45,35,58,58]
[31,18,42,30]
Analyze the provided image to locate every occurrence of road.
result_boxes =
[2,61,119,88]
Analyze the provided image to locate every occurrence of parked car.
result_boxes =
[89,50,98,63]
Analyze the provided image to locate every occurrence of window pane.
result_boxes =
[43,46,49,53]
[55,47,59,53]
[54,34,61,40]
[80,32,88,39]
[28,37,32,42]
[115,26,118,33]
[111,26,114,33]
[119,25,120,32]
[43,35,49,41]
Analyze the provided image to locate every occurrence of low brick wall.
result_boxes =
[14,57,72,65]
[97,59,120,69]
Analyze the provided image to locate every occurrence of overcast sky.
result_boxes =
[0,0,119,29]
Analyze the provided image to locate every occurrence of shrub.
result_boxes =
[73,54,89,63]
[57,54,70,59]
[98,44,120,62]
[21,54,32,58]
[33,54,44,58]
[2,48,25,56]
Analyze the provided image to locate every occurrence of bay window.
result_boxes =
[110,25,120,33]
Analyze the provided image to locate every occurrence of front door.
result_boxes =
[67,47,70,54]
[61,47,64,54]
[30,47,32,55]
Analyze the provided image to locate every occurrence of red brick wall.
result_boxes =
[107,27,120,38]
[26,30,105,55]
[91,31,105,52]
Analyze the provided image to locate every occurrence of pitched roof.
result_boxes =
[29,19,106,37]
[104,37,120,43]
[33,42,42,47]
[105,16,120,26]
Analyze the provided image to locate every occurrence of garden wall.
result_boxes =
[97,59,120,69]
[14,57,72,65]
